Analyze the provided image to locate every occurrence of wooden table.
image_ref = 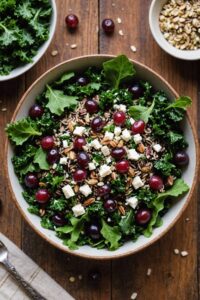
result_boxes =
[0,1,199,299]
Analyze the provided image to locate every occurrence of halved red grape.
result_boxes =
[111,147,126,160]
[174,151,189,166]
[102,18,115,34]
[104,199,117,213]
[97,184,111,197]
[65,14,79,29]
[85,99,99,113]
[29,104,44,119]
[90,116,104,132]
[77,151,90,168]
[24,173,38,189]
[131,120,145,134]
[129,82,144,99]
[47,148,60,164]
[73,137,86,150]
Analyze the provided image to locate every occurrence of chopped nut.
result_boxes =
[69,276,76,283]
[39,182,46,187]
[70,44,77,49]
[130,45,137,53]
[141,166,151,173]
[83,197,95,206]
[64,146,73,154]
[90,171,98,179]
[146,268,152,276]
[111,172,117,180]
[130,292,138,300]
[109,140,118,147]
[174,248,180,255]
[118,140,124,147]
[118,205,126,215]
[51,50,58,56]
[87,179,98,185]
[181,251,188,257]
[74,185,79,193]
[166,175,174,186]
[137,143,145,153]
[69,151,76,160]
[39,209,45,217]
[68,122,74,132]
[128,167,135,177]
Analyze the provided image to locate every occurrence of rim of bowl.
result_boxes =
[5,54,199,260]
[149,0,200,60]
[0,0,57,82]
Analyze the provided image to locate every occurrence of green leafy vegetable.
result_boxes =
[103,55,135,89]
[119,210,134,235]
[166,96,192,110]
[101,220,121,250]
[6,118,42,145]
[55,72,75,85]
[129,100,155,123]
[154,153,177,177]
[45,85,78,115]
[144,179,189,237]
[33,147,49,170]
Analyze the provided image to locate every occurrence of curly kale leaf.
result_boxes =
[154,153,177,177]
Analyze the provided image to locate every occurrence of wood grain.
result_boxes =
[0,0,199,299]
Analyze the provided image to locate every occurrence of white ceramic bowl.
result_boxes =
[149,0,200,60]
[0,0,57,81]
[5,55,198,259]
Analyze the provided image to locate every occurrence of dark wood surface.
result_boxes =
[0,1,199,299]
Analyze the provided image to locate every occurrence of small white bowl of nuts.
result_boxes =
[149,0,200,60]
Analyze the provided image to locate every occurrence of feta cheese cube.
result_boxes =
[122,129,131,142]
[72,204,85,217]
[59,157,68,165]
[132,176,144,190]
[127,149,140,161]
[79,184,92,197]
[104,131,114,140]
[130,118,135,125]
[62,140,68,148]
[101,145,110,156]
[99,164,112,177]
[90,139,101,150]
[89,162,96,170]
[126,196,138,209]
[119,104,127,112]
[133,134,142,144]
[62,185,75,199]
[114,126,122,136]
[153,144,162,153]
[82,144,90,151]
[73,126,86,136]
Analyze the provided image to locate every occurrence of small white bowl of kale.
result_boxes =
[5,55,198,259]
[0,0,57,81]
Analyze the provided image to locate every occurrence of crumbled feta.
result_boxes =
[121,129,131,142]
[90,139,101,150]
[113,104,119,110]
[88,162,96,170]
[79,184,92,197]
[115,136,121,141]
[52,163,57,169]
[114,126,122,136]
[118,104,126,112]
[72,204,85,217]
[127,149,140,161]
[106,157,112,164]
[153,144,162,153]
[126,196,138,209]
[132,176,144,189]
[130,118,135,125]
[62,140,68,148]
[59,157,68,165]
[99,164,112,177]
[133,134,142,144]
[62,185,75,199]
[101,145,110,156]
[104,131,114,140]
[73,126,86,136]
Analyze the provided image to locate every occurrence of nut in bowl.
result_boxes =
[5,55,198,259]
[149,0,200,60]
[0,0,57,81]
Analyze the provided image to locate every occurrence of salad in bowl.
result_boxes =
[6,55,196,258]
